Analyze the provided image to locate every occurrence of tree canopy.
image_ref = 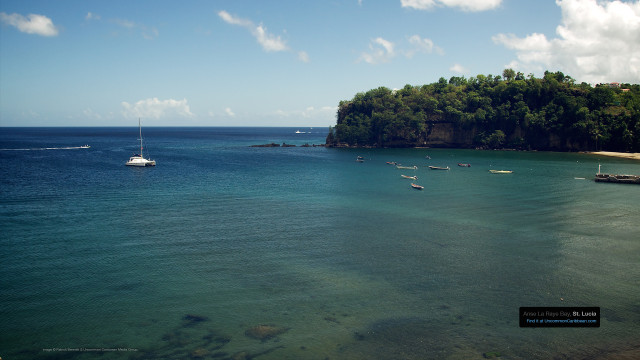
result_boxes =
[326,70,640,152]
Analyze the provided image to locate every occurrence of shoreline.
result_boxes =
[586,151,640,160]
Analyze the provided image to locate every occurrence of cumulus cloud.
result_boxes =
[121,98,194,119]
[401,0,502,12]
[113,18,136,29]
[224,107,236,117]
[218,10,288,52]
[360,35,443,64]
[298,51,310,63]
[275,105,337,119]
[493,0,640,83]
[450,63,468,73]
[107,18,158,39]
[0,12,59,36]
[85,12,100,21]
[405,35,444,57]
[359,37,396,64]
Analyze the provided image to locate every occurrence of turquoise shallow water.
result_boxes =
[1,127,639,359]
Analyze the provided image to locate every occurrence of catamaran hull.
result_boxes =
[126,162,155,167]
[126,157,156,167]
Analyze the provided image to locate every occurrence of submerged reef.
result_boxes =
[244,324,290,341]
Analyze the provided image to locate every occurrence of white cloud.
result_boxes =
[405,35,444,57]
[113,18,136,29]
[121,98,194,119]
[83,108,102,119]
[0,12,59,36]
[401,0,437,9]
[401,0,502,12]
[450,63,468,73]
[218,10,288,52]
[275,105,337,119]
[225,107,236,117]
[493,0,640,84]
[298,51,310,63]
[359,37,396,64]
[85,12,100,21]
[360,35,444,64]
[110,18,158,39]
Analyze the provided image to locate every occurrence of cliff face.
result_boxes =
[328,122,591,150]
[422,122,475,148]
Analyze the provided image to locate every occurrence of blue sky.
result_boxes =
[1,0,639,127]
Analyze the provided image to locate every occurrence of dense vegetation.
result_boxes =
[326,70,640,152]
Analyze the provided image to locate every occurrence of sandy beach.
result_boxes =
[587,151,640,160]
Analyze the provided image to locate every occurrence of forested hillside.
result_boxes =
[326,70,640,152]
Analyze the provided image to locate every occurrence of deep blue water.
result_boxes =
[1,127,639,359]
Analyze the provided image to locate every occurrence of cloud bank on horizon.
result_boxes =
[121,98,194,120]
[1,0,639,126]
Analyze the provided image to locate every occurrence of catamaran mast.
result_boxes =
[138,118,143,157]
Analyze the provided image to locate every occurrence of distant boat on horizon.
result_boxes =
[126,118,156,167]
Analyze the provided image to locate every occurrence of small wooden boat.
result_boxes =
[386,161,398,165]
[397,165,418,170]
[411,183,424,190]
[489,170,513,174]
[428,166,449,170]
[401,175,418,180]
[457,163,471,167]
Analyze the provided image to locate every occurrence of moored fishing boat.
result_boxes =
[401,175,418,180]
[411,183,424,190]
[428,166,449,170]
[397,165,418,170]
[458,163,471,167]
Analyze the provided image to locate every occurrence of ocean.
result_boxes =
[1,127,639,359]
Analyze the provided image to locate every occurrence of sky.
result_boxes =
[1,0,639,127]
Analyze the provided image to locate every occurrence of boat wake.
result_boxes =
[0,145,90,151]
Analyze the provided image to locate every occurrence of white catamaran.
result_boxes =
[126,118,156,167]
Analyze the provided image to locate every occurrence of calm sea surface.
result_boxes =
[1,127,639,359]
